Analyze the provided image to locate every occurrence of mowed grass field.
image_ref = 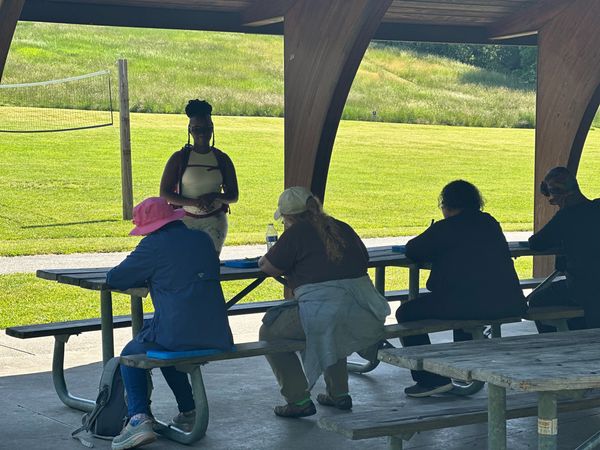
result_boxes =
[1,21,548,128]
[2,112,600,257]
[2,22,599,327]
[1,113,600,327]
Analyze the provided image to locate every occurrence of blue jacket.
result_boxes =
[107,221,234,351]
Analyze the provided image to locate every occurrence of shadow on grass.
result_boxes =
[21,219,120,229]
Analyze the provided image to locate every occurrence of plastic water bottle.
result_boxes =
[266,223,278,250]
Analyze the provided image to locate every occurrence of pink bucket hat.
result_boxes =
[130,197,186,236]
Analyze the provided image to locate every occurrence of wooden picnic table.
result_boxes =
[35,241,552,365]
[379,328,600,450]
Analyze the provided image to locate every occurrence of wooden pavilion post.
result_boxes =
[283,0,392,201]
[532,0,600,276]
[0,0,25,81]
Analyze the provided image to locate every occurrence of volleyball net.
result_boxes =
[0,70,113,133]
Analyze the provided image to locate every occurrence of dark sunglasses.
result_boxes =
[540,181,564,197]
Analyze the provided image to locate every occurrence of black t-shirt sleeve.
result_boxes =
[529,212,563,250]
[341,221,368,262]
[264,225,299,273]
[405,222,442,263]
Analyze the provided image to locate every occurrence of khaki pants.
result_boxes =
[259,305,349,404]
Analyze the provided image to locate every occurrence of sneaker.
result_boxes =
[316,393,353,410]
[404,382,453,398]
[112,416,157,450]
[171,410,196,432]
[273,400,317,418]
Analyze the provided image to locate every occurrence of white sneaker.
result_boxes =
[112,416,156,450]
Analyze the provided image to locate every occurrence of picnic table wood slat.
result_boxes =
[36,267,113,280]
[317,391,600,440]
[523,305,584,321]
[380,329,600,391]
[35,242,552,294]
[383,316,522,339]
[120,339,306,369]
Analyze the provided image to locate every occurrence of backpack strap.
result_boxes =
[212,147,233,214]
[175,144,193,195]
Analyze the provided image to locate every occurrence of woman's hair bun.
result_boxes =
[185,99,213,118]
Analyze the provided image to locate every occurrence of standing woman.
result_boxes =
[258,187,390,418]
[160,99,238,254]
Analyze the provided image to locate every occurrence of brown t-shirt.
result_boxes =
[265,219,368,290]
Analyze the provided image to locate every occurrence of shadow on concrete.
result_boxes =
[2,324,600,449]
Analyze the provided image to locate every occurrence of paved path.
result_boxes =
[0,232,531,275]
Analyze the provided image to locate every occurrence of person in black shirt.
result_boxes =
[396,180,525,397]
[528,167,600,331]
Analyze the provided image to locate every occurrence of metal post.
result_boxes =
[130,295,144,337]
[118,58,133,220]
[100,289,114,364]
[491,323,502,338]
[408,265,420,300]
[488,384,507,450]
[375,267,385,295]
[538,392,558,450]
[156,365,209,444]
[389,436,403,449]
[52,336,95,412]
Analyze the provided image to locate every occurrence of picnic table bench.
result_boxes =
[6,272,574,413]
[369,329,600,449]
[112,303,583,444]
[5,241,567,442]
[318,390,600,449]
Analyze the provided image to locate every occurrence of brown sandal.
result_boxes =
[316,393,352,410]
[273,400,317,418]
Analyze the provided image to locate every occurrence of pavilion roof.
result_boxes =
[20,0,542,44]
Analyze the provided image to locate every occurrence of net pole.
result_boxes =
[118,59,133,220]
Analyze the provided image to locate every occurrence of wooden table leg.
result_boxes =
[538,392,558,450]
[130,295,144,337]
[488,384,507,450]
[100,289,114,365]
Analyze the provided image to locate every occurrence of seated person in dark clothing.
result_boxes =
[528,167,600,332]
[396,180,525,398]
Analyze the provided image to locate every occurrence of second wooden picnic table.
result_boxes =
[379,328,600,450]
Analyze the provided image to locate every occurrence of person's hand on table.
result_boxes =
[258,255,284,277]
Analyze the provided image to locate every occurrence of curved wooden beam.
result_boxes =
[0,0,25,81]
[488,0,570,41]
[243,0,293,27]
[283,0,392,201]
[533,0,600,276]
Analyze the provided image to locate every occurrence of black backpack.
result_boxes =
[72,357,128,447]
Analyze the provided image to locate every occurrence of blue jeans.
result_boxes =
[120,339,195,417]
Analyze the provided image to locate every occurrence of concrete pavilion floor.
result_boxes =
[2,309,600,450]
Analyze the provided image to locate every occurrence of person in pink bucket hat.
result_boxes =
[107,197,233,449]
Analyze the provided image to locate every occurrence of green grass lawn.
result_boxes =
[1,112,597,328]
[1,113,600,257]
[2,23,598,330]
[0,21,563,128]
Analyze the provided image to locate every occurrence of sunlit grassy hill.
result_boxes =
[1,22,553,128]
